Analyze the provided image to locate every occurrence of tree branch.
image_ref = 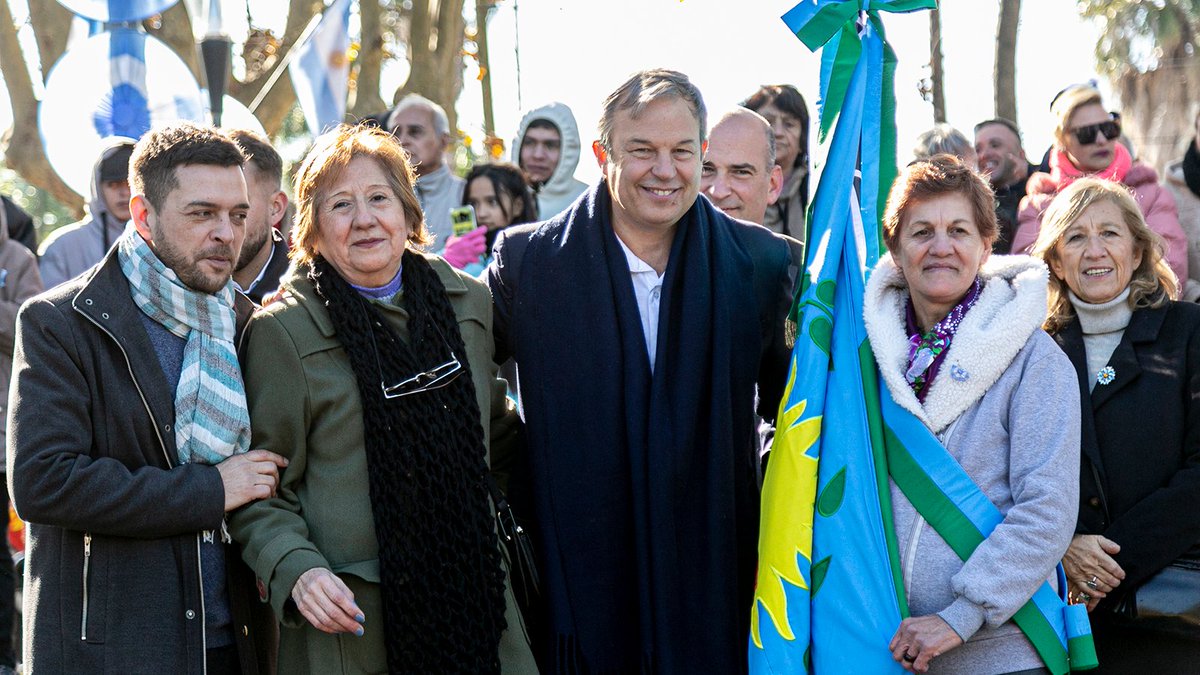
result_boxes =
[26,0,72,83]
[0,0,82,213]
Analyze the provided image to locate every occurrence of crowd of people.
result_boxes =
[0,69,1193,674]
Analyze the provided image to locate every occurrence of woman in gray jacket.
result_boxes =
[864,155,1081,674]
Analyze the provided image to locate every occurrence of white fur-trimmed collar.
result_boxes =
[863,254,1049,434]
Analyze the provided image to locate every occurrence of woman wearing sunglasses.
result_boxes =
[228,125,536,674]
[1010,84,1188,296]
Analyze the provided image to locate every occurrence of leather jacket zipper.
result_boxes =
[81,533,92,641]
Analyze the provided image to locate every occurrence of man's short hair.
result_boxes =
[228,128,283,188]
[387,94,450,138]
[130,122,246,211]
[973,117,1022,142]
[598,69,707,152]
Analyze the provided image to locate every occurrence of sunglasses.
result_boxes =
[1071,119,1121,145]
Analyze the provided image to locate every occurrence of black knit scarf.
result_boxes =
[308,252,506,674]
[1183,140,1200,200]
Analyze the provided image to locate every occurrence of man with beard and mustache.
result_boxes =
[973,118,1036,253]
[230,129,290,304]
[9,122,284,674]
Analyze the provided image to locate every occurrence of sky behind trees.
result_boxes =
[1,0,1106,184]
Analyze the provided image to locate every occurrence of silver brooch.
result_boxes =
[1097,366,1116,386]
[950,365,970,382]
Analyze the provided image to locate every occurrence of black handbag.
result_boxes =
[1112,552,1200,642]
[485,474,542,640]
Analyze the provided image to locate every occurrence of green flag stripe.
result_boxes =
[794,1,860,50]
[859,340,909,618]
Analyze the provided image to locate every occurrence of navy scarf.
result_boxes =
[509,183,782,674]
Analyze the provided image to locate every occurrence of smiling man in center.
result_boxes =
[486,69,799,674]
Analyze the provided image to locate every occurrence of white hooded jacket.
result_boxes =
[512,103,588,220]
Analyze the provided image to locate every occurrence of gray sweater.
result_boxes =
[865,255,1081,675]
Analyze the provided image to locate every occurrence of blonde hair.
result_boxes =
[290,124,428,266]
[1051,84,1103,150]
[1031,177,1176,332]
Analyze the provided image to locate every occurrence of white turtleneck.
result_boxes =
[1068,287,1133,392]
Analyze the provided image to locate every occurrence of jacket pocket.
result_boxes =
[79,532,106,644]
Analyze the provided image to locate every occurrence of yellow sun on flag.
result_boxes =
[751,357,821,648]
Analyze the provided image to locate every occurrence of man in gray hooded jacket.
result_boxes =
[513,102,588,220]
[38,139,136,289]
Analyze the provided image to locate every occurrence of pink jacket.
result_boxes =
[1011,163,1187,288]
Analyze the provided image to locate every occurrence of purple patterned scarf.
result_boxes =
[905,276,983,402]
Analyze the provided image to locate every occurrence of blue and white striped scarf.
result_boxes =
[117,230,251,465]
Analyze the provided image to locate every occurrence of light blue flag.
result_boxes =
[290,0,353,135]
[750,3,929,672]
[751,3,1096,674]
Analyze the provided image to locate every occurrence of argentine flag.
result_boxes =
[290,0,353,135]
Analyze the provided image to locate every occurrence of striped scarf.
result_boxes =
[117,230,250,465]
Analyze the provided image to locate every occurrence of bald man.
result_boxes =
[701,107,784,225]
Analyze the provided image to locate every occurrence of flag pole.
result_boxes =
[247,11,325,115]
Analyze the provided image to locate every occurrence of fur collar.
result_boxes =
[864,254,1049,434]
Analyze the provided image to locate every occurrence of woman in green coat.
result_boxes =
[230,124,536,674]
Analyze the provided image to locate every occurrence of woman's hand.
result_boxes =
[1062,534,1124,611]
[292,567,365,635]
[442,226,487,269]
[889,615,963,673]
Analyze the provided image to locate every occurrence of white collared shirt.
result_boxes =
[616,236,665,372]
[233,239,277,296]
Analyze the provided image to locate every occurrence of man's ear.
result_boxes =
[767,165,784,206]
[129,194,153,243]
[592,140,607,167]
[270,191,289,228]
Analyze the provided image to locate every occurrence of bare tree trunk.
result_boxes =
[26,0,72,81]
[397,0,467,133]
[929,7,946,124]
[351,0,386,117]
[475,0,495,140]
[0,0,82,212]
[994,0,1020,122]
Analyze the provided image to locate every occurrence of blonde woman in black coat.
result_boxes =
[1032,177,1200,673]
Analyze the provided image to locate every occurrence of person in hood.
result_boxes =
[512,102,588,220]
[38,139,136,289]
[1163,108,1200,301]
[1010,85,1188,296]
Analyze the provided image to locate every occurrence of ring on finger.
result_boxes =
[903,652,916,663]
[1079,591,1092,603]
[1086,576,1099,591]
